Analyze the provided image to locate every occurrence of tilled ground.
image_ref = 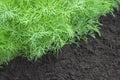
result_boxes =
[0,8,120,80]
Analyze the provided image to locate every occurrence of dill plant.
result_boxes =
[0,0,120,64]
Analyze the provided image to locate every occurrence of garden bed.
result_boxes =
[0,6,120,80]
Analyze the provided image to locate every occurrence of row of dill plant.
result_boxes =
[0,0,120,64]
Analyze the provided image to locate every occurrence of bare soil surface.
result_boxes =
[0,8,120,80]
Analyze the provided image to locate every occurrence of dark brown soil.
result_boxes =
[0,8,120,80]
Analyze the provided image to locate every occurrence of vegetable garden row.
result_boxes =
[0,0,120,65]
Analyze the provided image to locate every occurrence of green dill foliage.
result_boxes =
[0,0,120,64]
